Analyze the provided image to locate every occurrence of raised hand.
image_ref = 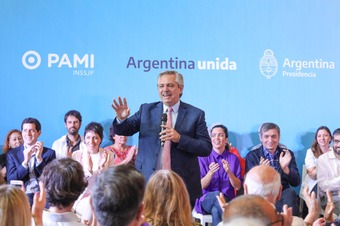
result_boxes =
[303,186,318,224]
[279,149,292,174]
[34,141,44,162]
[32,181,46,226]
[208,162,219,175]
[221,159,230,173]
[23,146,35,165]
[98,150,108,172]
[216,192,228,212]
[126,145,137,161]
[282,204,293,226]
[63,146,73,158]
[111,96,130,121]
[260,156,270,166]
[324,190,335,223]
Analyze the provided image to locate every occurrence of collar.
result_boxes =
[163,101,180,113]
[328,150,338,159]
[212,148,229,158]
[43,210,80,222]
[66,134,81,145]
[263,146,279,157]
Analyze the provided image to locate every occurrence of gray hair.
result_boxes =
[158,70,184,89]
[258,122,280,137]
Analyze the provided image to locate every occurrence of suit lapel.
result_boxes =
[18,145,25,162]
[152,102,164,132]
[175,101,187,131]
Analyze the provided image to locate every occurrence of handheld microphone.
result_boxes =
[161,113,167,147]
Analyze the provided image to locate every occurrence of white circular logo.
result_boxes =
[259,49,278,79]
[22,50,41,70]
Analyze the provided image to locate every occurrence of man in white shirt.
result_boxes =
[317,128,340,216]
[52,110,83,159]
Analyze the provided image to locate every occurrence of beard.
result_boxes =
[334,147,340,156]
[68,127,79,136]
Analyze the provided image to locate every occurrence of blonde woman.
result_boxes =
[0,183,45,226]
[0,185,31,226]
[144,170,200,226]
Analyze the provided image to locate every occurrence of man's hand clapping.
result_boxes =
[279,149,292,174]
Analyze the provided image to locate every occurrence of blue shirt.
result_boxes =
[263,147,280,170]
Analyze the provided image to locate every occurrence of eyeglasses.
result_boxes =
[333,139,340,144]
[266,212,284,226]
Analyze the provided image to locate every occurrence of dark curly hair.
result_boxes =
[39,158,87,209]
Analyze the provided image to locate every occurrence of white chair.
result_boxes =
[192,209,212,226]
[298,164,307,216]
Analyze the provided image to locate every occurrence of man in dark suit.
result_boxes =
[7,117,56,206]
[112,70,212,207]
[245,122,300,216]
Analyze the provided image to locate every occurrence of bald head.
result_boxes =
[223,195,278,225]
[244,165,281,203]
[222,218,266,226]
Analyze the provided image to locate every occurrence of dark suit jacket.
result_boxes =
[113,101,212,204]
[6,145,56,190]
[245,145,301,191]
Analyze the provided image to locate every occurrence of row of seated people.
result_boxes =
[195,122,340,226]
[0,159,198,226]
[0,110,135,182]
[0,111,339,225]
[1,158,338,226]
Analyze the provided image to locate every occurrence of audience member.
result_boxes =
[52,110,83,159]
[6,117,56,206]
[308,190,339,226]
[104,125,137,165]
[324,190,337,224]
[303,126,332,193]
[221,218,266,226]
[243,165,317,225]
[112,70,212,207]
[245,122,301,216]
[317,128,340,216]
[39,158,87,225]
[72,122,114,224]
[1,129,23,179]
[0,182,46,226]
[218,165,340,225]
[91,164,146,226]
[300,126,332,217]
[222,194,293,226]
[143,170,200,226]
[0,184,31,226]
[195,124,242,226]
[208,123,245,177]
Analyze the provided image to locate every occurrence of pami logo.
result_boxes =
[22,50,95,70]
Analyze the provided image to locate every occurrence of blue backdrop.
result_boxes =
[1,1,339,182]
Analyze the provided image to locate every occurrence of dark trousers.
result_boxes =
[275,187,299,216]
[201,191,227,226]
